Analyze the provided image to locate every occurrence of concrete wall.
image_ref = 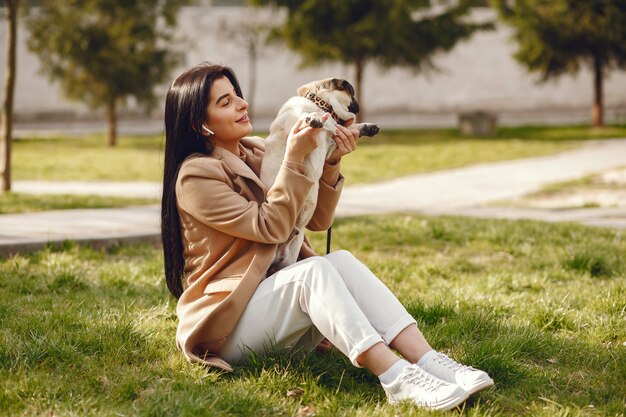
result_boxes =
[2,6,626,131]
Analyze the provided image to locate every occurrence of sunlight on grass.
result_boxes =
[0,192,159,214]
[1,216,624,416]
[12,135,166,182]
[12,125,626,184]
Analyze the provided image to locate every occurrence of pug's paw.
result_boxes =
[305,115,324,128]
[360,124,380,137]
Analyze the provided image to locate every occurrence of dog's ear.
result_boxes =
[296,85,309,97]
[339,79,356,97]
[327,78,355,95]
[328,78,358,113]
[329,78,343,90]
[297,80,317,97]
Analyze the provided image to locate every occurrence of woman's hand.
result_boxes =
[326,122,359,165]
[284,113,329,165]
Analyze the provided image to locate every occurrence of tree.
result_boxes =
[251,0,491,118]
[1,0,19,192]
[216,7,279,124]
[26,0,184,146]
[492,0,626,127]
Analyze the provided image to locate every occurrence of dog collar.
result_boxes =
[303,91,347,126]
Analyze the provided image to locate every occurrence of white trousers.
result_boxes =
[219,250,417,367]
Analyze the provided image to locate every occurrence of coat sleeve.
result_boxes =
[177,159,314,244]
[306,161,344,231]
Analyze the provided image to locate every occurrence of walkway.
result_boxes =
[2,139,625,255]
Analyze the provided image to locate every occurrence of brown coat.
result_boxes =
[174,136,343,371]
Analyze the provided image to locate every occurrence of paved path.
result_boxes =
[336,139,626,215]
[2,139,625,255]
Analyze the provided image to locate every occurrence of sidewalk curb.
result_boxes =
[2,207,625,258]
[2,138,625,256]
[0,233,161,257]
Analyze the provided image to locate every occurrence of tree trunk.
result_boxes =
[107,97,117,147]
[247,39,257,124]
[354,57,365,122]
[592,53,604,128]
[1,0,18,192]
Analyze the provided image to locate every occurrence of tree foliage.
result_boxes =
[491,0,626,127]
[26,0,185,145]
[250,0,491,114]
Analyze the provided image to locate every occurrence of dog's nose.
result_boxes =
[348,100,359,114]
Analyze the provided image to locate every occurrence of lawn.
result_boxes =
[6,125,625,214]
[12,125,626,184]
[338,124,626,185]
[0,192,159,214]
[1,215,624,416]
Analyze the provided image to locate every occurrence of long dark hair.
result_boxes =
[162,63,243,298]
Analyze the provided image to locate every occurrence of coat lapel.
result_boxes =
[213,143,269,196]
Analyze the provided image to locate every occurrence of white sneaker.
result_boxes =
[418,350,494,395]
[382,363,469,411]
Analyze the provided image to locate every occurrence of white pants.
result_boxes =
[219,250,417,367]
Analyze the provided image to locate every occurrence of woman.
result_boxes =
[161,62,493,411]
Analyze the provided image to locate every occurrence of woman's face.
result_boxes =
[204,77,252,145]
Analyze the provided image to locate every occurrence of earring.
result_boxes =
[202,125,214,136]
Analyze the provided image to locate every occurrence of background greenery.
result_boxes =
[5,125,625,214]
[1,214,624,416]
[491,0,626,127]
[12,125,626,184]
[0,192,158,214]
[25,0,184,146]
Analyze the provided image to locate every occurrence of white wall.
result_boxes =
[2,6,626,130]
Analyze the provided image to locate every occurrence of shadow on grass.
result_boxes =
[220,299,625,415]
[1,228,624,416]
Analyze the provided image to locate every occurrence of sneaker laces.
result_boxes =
[434,352,471,373]
[400,365,445,393]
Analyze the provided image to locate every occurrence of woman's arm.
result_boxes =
[306,123,358,231]
[178,117,323,244]
[306,161,344,231]
[178,159,314,244]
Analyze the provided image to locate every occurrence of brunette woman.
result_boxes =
[161,62,493,411]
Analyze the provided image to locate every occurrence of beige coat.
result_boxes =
[175,136,343,371]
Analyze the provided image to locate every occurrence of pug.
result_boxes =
[260,77,380,271]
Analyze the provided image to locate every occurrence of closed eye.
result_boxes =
[216,92,231,106]
[216,89,238,106]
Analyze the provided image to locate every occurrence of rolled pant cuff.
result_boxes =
[348,334,385,368]
[382,315,417,345]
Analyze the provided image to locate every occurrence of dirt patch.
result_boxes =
[501,168,626,210]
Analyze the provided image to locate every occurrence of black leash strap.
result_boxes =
[326,226,332,255]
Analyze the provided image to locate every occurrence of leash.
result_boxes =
[303,90,339,255]
[326,226,332,255]
[302,90,342,255]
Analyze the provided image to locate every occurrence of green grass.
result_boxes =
[8,125,626,214]
[12,125,626,184]
[1,216,624,416]
[0,192,159,214]
[341,125,626,185]
[13,134,166,182]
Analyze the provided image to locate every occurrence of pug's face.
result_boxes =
[297,78,359,123]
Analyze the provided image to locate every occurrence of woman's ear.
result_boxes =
[202,125,214,136]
